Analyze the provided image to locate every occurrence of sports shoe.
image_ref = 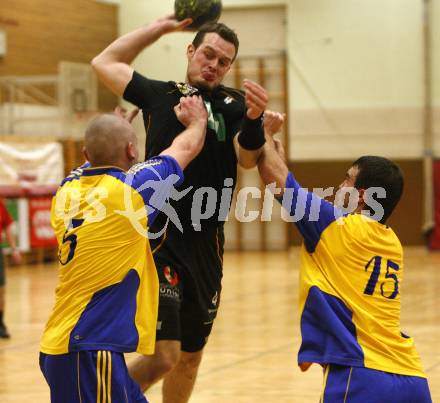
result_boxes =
[0,324,10,339]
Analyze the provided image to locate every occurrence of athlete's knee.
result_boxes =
[156,351,180,374]
[154,341,181,375]
[129,341,181,389]
[180,350,203,372]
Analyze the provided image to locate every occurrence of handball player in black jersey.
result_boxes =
[92,14,268,402]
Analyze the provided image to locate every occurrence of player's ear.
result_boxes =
[187,44,196,60]
[127,142,137,161]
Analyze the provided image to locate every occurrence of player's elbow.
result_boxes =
[91,51,116,77]
[91,54,105,75]
[91,57,129,98]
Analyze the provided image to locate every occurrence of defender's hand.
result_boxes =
[244,80,268,120]
[174,96,208,127]
[264,110,285,137]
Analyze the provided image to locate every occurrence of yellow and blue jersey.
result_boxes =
[40,156,183,356]
[283,172,426,378]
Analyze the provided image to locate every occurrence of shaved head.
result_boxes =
[84,114,138,168]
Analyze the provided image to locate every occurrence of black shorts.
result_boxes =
[0,248,5,287]
[150,224,224,352]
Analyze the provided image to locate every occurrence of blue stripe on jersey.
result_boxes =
[69,269,140,353]
[299,286,365,367]
[60,162,91,186]
[82,166,123,177]
[282,172,344,253]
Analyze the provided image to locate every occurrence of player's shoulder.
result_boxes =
[340,213,402,249]
[128,71,175,99]
[339,213,377,234]
[131,71,169,87]
[212,86,245,120]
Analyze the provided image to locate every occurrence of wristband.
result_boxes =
[237,114,266,150]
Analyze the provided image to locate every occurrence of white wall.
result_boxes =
[288,0,423,109]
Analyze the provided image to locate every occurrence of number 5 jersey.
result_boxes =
[40,157,183,356]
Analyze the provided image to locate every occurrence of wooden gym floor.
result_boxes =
[0,247,439,402]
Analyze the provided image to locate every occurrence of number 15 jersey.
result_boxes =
[283,172,426,378]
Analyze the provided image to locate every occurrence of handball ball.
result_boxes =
[175,0,223,30]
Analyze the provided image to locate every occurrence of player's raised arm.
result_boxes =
[258,110,288,190]
[160,95,208,170]
[91,15,192,97]
[258,111,343,252]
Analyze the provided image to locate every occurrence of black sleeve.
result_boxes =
[122,70,169,110]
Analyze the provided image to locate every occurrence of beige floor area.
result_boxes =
[0,247,439,402]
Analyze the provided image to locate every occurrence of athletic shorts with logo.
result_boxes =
[150,224,224,352]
